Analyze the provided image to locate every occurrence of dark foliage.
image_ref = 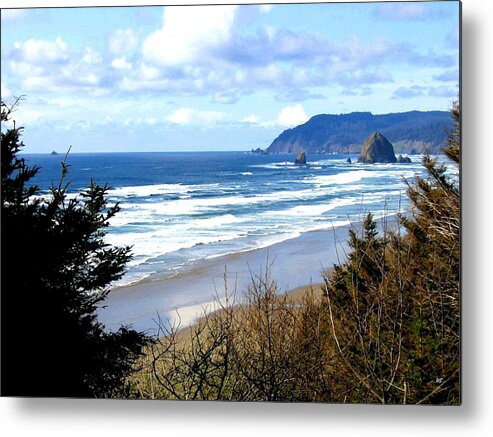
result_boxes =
[323,101,460,404]
[1,99,151,398]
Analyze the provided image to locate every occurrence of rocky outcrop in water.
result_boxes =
[358,132,397,164]
[294,151,306,165]
[250,147,269,155]
[397,155,412,163]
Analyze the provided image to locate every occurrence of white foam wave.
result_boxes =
[266,197,356,217]
[106,227,245,263]
[108,183,196,198]
[109,181,391,226]
[195,214,244,228]
[249,161,298,170]
[252,231,302,250]
[305,170,372,185]
[103,161,419,285]
[305,219,352,232]
[309,159,350,166]
[303,168,418,187]
[107,213,247,262]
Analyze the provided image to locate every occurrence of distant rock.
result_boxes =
[294,151,306,165]
[250,147,269,155]
[346,157,352,164]
[397,155,412,163]
[50,150,58,155]
[358,132,397,164]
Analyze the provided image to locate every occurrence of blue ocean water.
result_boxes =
[24,151,424,286]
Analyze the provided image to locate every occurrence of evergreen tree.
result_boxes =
[1,99,151,397]
[323,100,460,404]
[400,100,460,404]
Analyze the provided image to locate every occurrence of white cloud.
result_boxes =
[10,61,45,78]
[167,107,193,124]
[257,64,282,81]
[1,82,12,99]
[21,71,100,93]
[212,91,238,104]
[166,107,229,126]
[277,104,309,127]
[433,69,459,82]
[119,77,171,92]
[2,4,457,114]
[373,3,448,21]
[447,25,459,49]
[139,63,162,81]
[259,5,273,14]
[108,29,138,56]
[1,9,26,23]
[7,37,112,95]
[241,114,260,124]
[375,3,426,20]
[13,37,68,64]
[82,47,102,64]
[111,57,132,70]
[15,106,44,124]
[142,5,238,67]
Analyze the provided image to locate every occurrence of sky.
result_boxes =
[1,1,460,153]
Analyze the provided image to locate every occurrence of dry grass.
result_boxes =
[127,268,336,401]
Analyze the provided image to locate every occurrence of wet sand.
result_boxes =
[97,225,351,336]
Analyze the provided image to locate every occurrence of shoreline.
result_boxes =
[109,225,344,293]
[97,224,352,336]
[168,281,326,345]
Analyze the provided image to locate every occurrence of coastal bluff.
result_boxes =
[358,132,397,164]
[266,110,452,155]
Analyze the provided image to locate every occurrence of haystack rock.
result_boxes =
[358,132,397,164]
[294,151,307,165]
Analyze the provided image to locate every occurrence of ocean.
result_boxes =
[25,151,424,288]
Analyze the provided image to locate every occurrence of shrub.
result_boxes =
[323,101,460,404]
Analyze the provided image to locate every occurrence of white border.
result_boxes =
[2,0,493,436]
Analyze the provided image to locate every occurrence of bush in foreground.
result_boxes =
[129,269,342,401]
[323,101,460,404]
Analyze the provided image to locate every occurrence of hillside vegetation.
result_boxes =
[267,110,452,154]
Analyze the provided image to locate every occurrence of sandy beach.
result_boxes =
[97,224,351,336]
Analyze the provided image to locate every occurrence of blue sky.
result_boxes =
[1,2,460,152]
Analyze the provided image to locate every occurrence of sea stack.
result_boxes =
[397,154,412,163]
[358,132,397,164]
[294,151,307,165]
